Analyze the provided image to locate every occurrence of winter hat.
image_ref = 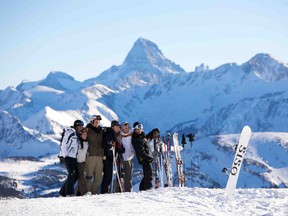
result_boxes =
[111,120,121,127]
[133,122,140,128]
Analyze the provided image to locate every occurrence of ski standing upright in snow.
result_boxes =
[153,138,161,188]
[112,147,124,193]
[173,132,185,187]
[225,125,252,195]
[164,132,173,187]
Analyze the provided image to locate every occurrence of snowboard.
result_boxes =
[225,125,252,195]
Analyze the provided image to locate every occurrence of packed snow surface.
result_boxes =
[0,187,287,216]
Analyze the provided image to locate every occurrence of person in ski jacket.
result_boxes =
[101,120,124,194]
[121,122,135,192]
[146,128,161,153]
[132,122,153,191]
[85,115,104,194]
[59,119,83,197]
[76,127,89,196]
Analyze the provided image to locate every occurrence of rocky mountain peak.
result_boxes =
[92,37,186,90]
[123,37,165,66]
[245,53,288,81]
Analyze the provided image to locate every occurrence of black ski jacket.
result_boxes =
[102,127,123,160]
[132,132,153,164]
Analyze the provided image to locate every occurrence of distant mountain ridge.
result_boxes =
[0,38,287,139]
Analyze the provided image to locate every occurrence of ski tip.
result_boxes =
[243,125,252,133]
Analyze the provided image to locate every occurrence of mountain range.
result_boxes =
[0,37,287,197]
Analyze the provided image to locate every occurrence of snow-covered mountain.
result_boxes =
[17,71,84,91]
[0,37,288,197]
[85,37,186,90]
[244,53,288,82]
[0,111,58,158]
[108,59,288,137]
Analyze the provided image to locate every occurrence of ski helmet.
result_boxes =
[111,120,121,127]
[74,120,84,127]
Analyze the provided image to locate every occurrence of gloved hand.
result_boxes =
[146,155,153,163]
[58,156,65,163]
[118,146,125,154]
[109,141,116,148]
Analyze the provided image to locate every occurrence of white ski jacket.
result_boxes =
[148,139,155,153]
[59,127,78,159]
[77,141,88,163]
[121,130,134,161]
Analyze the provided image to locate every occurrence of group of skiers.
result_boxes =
[58,115,156,197]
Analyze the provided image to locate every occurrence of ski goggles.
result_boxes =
[89,115,102,121]
[134,124,143,130]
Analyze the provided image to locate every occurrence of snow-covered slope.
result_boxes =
[23,106,85,136]
[0,187,287,216]
[183,132,288,189]
[0,111,58,157]
[0,86,29,110]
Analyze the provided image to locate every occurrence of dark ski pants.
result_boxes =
[139,162,153,191]
[59,157,78,196]
[123,159,133,192]
[101,157,113,194]
[76,162,87,196]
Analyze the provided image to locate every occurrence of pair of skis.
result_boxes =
[153,133,173,188]
[111,147,124,193]
[173,133,185,187]
[153,137,162,188]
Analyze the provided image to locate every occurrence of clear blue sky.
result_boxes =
[0,0,287,89]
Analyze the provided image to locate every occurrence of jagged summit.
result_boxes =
[195,63,210,72]
[245,53,288,81]
[123,37,166,65]
[91,37,186,89]
[123,37,185,74]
